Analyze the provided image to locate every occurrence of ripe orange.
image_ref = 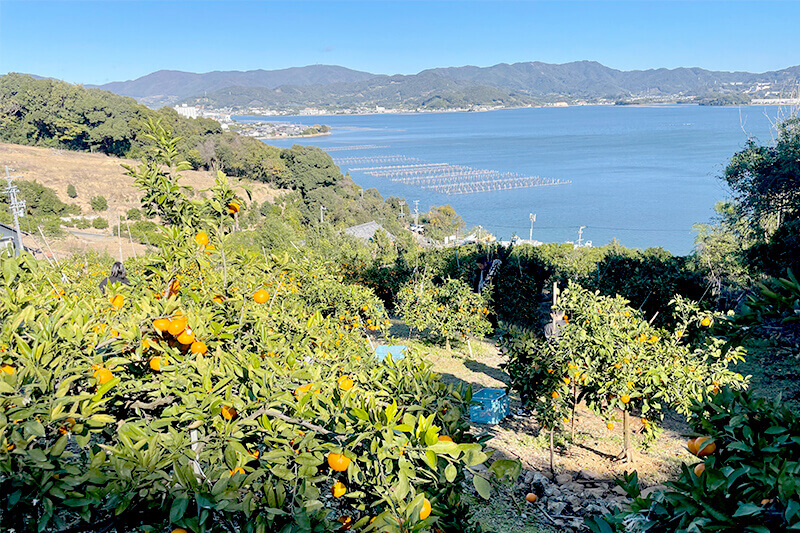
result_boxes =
[551,391,559,399]
[110,294,124,309]
[228,202,240,213]
[93,367,114,385]
[563,377,570,385]
[190,341,207,355]
[230,466,245,476]
[701,317,712,327]
[153,318,171,332]
[331,481,347,497]
[694,463,705,476]
[606,422,615,430]
[620,395,631,404]
[171,529,188,533]
[167,318,187,336]
[204,244,216,254]
[438,435,453,442]
[253,289,269,303]
[194,231,209,247]
[149,357,163,372]
[696,437,716,457]
[525,493,538,503]
[221,405,237,421]
[176,330,195,345]
[327,452,351,471]
[420,498,432,520]
[337,375,354,391]
[0,364,15,375]
[213,295,224,304]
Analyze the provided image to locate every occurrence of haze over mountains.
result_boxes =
[90,61,800,110]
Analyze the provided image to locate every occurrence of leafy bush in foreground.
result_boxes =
[587,388,800,533]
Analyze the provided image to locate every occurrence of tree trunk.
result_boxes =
[445,338,451,352]
[549,427,555,476]
[571,380,577,440]
[623,409,632,463]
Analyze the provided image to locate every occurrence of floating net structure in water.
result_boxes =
[333,155,570,195]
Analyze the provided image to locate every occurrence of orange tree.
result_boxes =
[0,130,508,532]
[502,282,748,462]
[0,238,508,532]
[395,272,492,351]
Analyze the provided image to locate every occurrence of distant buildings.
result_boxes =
[174,104,199,119]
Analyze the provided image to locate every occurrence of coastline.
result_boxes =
[257,131,333,140]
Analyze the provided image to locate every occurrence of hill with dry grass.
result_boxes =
[0,142,283,259]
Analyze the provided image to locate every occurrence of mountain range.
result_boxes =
[91,61,800,110]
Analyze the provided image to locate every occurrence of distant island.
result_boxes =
[85,61,800,114]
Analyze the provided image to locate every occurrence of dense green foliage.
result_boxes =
[588,388,800,533]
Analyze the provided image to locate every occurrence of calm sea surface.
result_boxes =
[244,105,787,255]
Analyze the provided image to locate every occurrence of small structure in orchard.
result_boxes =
[343,220,395,243]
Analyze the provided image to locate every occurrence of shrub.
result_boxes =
[74,217,90,229]
[92,216,108,229]
[588,388,800,532]
[89,195,108,212]
[126,207,142,221]
[66,184,77,198]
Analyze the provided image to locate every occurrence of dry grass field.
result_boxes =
[0,142,283,259]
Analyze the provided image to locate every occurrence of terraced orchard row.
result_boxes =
[0,242,511,533]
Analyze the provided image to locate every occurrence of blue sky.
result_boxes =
[1,1,798,85]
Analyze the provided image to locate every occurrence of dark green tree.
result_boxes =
[66,184,77,198]
[90,195,108,212]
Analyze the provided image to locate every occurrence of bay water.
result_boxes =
[247,105,788,255]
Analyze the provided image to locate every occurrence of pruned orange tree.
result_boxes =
[0,127,512,532]
[395,272,492,351]
[502,282,748,462]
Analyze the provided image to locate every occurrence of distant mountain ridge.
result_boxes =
[91,65,376,107]
[91,61,800,109]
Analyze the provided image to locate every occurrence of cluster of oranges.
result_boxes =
[150,312,208,370]
[687,435,716,476]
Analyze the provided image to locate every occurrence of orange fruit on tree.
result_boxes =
[190,341,207,354]
[194,232,209,247]
[551,391,559,399]
[337,375,354,391]
[525,493,538,503]
[694,463,705,476]
[213,295,224,304]
[253,289,269,303]
[327,452,351,471]
[153,318,171,332]
[167,318,187,336]
[221,405,237,421]
[331,481,347,497]
[606,422,615,430]
[295,383,313,396]
[0,365,15,375]
[93,367,114,385]
[230,467,245,476]
[438,435,453,442]
[171,529,188,533]
[176,330,195,345]
[696,437,716,457]
[228,202,240,213]
[149,357,163,372]
[621,395,631,404]
[110,294,124,309]
[204,244,216,254]
[701,317,712,327]
[419,498,432,520]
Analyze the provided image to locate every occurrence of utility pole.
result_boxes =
[529,213,536,241]
[413,200,419,226]
[577,226,586,247]
[478,225,483,241]
[3,166,25,256]
[398,200,406,219]
[319,205,327,224]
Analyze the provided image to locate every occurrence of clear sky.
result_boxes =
[1,0,798,85]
